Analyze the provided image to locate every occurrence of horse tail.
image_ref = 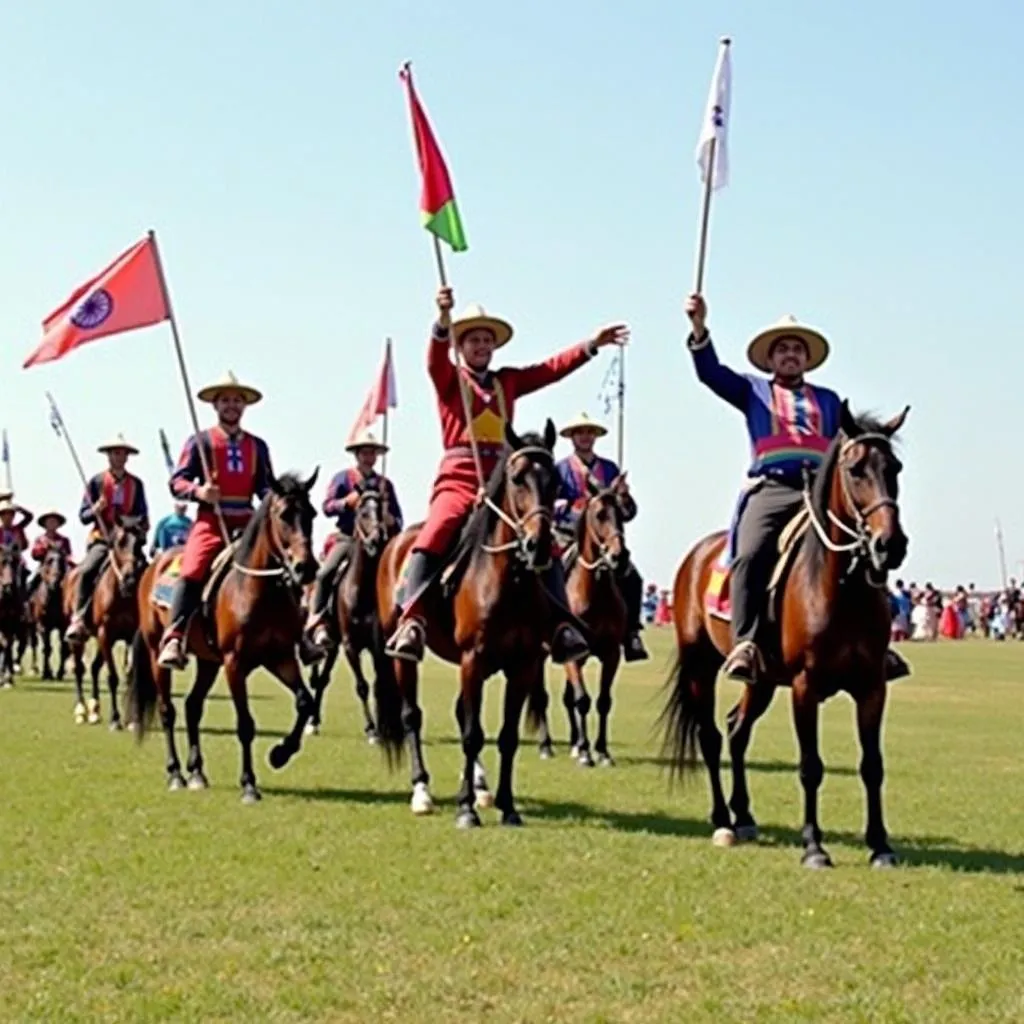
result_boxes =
[370,621,405,769]
[657,648,702,784]
[524,662,548,736]
[127,629,157,742]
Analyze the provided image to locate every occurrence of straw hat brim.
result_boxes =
[97,441,140,455]
[559,419,609,439]
[747,324,830,373]
[345,439,390,454]
[197,382,263,405]
[38,512,67,527]
[452,315,514,350]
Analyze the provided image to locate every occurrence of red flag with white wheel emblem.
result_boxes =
[22,235,170,368]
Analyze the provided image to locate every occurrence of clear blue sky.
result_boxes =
[1,1,1021,587]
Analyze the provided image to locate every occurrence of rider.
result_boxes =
[385,286,628,663]
[27,511,72,600]
[150,500,193,557]
[157,372,274,670]
[65,436,149,641]
[554,412,648,662]
[684,294,910,683]
[305,428,403,652]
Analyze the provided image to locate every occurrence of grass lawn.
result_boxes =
[1,634,1022,1022]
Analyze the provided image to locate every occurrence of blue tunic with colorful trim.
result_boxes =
[554,454,637,534]
[323,468,403,536]
[689,333,842,487]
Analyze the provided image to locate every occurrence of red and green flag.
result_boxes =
[399,63,467,253]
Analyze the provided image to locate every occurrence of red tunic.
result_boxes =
[415,321,594,555]
[31,534,72,562]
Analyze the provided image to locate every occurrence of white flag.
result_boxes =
[696,39,732,190]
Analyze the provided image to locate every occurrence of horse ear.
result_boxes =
[268,472,283,496]
[839,400,860,438]
[303,466,320,493]
[543,418,557,451]
[882,405,911,437]
[505,421,524,451]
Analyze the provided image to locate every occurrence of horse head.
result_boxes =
[354,488,387,559]
[580,473,628,574]
[267,468,320,586]
[836,402,910,578]
[112,516,148,596]
[500,418,559,572]
[0,545,18,599]
[41,545,68,594]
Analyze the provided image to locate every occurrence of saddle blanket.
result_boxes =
[152,554,183,609]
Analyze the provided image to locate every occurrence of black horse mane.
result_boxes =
[236,473,308,562]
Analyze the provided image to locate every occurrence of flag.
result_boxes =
[23,235,170,369]
[598,351,621,417]
[348,339,398,443]
[399,63,468,252]
[46,395,64,437]
[696,39,732,190]
[159,428,175,474]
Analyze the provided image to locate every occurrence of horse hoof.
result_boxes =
[167,773,187,792]
[73,703,87,725]
[303,721,319,737]
[241,785,262,805]
[801,850,834,870]
[501,810,523,827]
[538,745,554,760]
[712,827,737,848]
[365,731,379,746]
[455,809,482,830]
[871,851,899,869]
[735,824,759,843]
[577,751,595,768]
[267,744,291,771]
[87,712,101,726]
[410,783,435,816]
[187,772,209,791]
[597,753,615,768]
[475,790,495,811]
[109,719,123,733]
[125,721,137,733]
[569,745,580,760]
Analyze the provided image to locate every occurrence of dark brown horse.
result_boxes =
[375,423,559,828]
[308,489,390,742]
[62,519,147,727]
[0,546,23,688]
[128,471,319,802]
[27,545,70,681]
[536,478,628,766]
[660,404,909,868]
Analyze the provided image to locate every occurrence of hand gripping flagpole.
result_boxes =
[148,230,231,547]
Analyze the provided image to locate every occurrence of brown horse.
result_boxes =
[308,489,390,742]
[0,546,23,688]
[660,404,909,868]
[128,471,319,802]
[27,546,70,681]
[536,479,628,766]
[375,423,559,828]
[62,519,147,727]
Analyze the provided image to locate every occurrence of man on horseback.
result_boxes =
[554,413,648,662]
[384,286,627,663]
[0,497,33,585]
[157,372,274,670]
[150,501,193,557]
[65,436,149,642]
[304,428,403,652]
[684,294,910,684]
[27,511,72,600]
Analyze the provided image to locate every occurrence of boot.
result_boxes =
[64,585,92,642]
[304,554,349,652]
[884,648,911,681]
[618,563,649,662]
[384,551,438,663]
[723,640,761,684]
[157,578,203,670]
[543,560,591,665]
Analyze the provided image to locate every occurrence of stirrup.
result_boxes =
[157,636,188,670]
[723,641,761,683]
[385,618,426,663]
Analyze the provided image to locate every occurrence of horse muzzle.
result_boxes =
[869,529,907,573]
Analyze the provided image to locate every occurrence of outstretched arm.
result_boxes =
[506,324,629,398]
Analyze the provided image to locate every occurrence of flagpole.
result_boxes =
[2,430,11,493]
[148,230,231,546]
[381,338,392,524]
[995,519,1008,589]
[616,349,625,467]
[693,36,730,295]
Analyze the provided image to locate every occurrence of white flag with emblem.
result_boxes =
[696,39,732,190]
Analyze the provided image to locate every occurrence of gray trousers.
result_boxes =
[730,479,803,645]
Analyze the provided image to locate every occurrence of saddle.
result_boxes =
[151,542,239,613]
[705,507,810,623]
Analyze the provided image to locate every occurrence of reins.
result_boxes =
[479,445,555,570]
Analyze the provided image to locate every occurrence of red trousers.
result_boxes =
[415,454,497,555]
[179,516,226,580]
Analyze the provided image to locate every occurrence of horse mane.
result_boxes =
[236,473,306,562]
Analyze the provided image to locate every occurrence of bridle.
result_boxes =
[232,496,309,586]
[480,445,555,570]
[802,431,900,588]
[576,494,624,574]
[354,490,386,557]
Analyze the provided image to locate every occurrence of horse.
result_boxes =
[307,489,390,742]
[535,477,629,766]
[27,546,71,681]
[0,546,24,688]
[62,518,147,728]
[128,471,319,803]
[659,403,910,869]
[375,423,560,828]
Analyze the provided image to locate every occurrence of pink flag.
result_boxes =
[347,339,398,442]
[23,235,170,369]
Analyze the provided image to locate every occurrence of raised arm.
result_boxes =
[685,293,751,412]
[427,286,458,401]
[505,323,629,399]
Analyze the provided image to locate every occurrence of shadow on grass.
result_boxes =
[194,724,290,740]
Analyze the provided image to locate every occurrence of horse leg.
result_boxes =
[535,680,555,759]
[72,643,87,724]
[346,642,378,743]
[593,648,621,767]
[223,654,260,803]
[56,633,68,681]
[857,682,897,867]
[88,642,104,725]
[41,627,53,681]
[453,653,486,829]
[791,674,831,868]
[184,659,219,790]
[305,646,337,737]
[565,660,594,767]
[454,694,493,810]
[101,631,123,731]
[155,657,186,791]
[494,664,530,826]
[561,677,580,756]
[265,654,315,771]
[725,682,776,842]
[398,660,433,815]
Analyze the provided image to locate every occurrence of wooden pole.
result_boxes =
[995,519,1008,589]
[148,230,231,546]
[2,430,11,493]
[616,349,625,468]
[693,135,717,295]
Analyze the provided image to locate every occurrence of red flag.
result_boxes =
[23,236,170,369]
[347,340,398,443]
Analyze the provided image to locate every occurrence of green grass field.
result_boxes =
[1,634,1022,1023]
